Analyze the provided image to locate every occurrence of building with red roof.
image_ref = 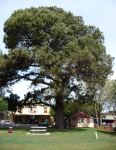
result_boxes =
[70,112,94,128]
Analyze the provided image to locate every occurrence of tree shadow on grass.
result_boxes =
[1,126,87,133]
[97,130,116,137]
[48,127,87,133]
[0,127,29,132]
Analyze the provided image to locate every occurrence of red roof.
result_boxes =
[72,112,92,118]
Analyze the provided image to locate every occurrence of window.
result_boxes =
[44,107,47,113]
[30,107,36,113]
[87,118,90,123]
[78,118,84,123]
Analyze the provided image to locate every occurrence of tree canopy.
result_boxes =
[100,79,116,115]
[0,7,113,129]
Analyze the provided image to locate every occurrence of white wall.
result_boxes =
[15,105,50,115]
[77,118,94,128]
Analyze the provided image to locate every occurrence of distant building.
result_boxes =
[70,112,94,128]
[101,111,116,127]
[13,105,51,125]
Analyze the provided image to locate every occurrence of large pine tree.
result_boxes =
[0,7,113,129]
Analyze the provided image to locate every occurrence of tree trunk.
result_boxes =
[95,102,99,127]
[55,97,64,130]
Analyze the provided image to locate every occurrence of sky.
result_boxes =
[0,0,116,98]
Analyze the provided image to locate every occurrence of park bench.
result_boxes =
[27,126,50,135]
[30,126,47,133]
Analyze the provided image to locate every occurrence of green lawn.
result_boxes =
[0,128,116,150]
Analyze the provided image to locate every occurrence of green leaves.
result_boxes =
[0,97,8,111]
[102,80,116,112]
[1,6,113,89]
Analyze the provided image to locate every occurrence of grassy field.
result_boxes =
[0,128,116,150]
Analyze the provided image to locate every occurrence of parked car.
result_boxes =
[0,120,15,127]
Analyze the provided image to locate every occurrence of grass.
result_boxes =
[0,128,116,150]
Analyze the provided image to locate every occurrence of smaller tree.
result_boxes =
[0,87,8,111]
[93,79,116,126]
[0,97,8,111]
[111,80,116,115]
[102,80,116,115]
[5,93,20,112]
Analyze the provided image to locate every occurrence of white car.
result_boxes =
[0,120,15,127]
